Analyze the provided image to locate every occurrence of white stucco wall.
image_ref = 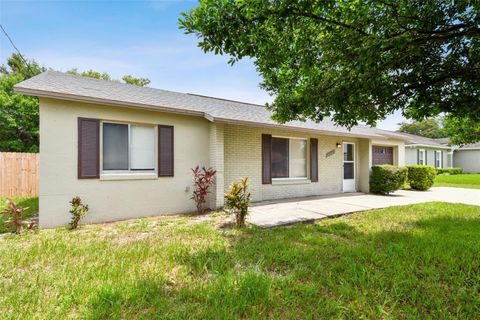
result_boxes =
[39,98,211,228]
[454,149,480,173]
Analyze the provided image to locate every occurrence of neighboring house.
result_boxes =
[397,132,451,168]
[15,71,405,228]
[452,143,480,173]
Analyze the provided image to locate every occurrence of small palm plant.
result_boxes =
[1,199,29,234]
[224,177,252,228]
[69,196,89,230]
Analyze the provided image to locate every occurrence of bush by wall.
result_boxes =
[436,167,464,175]
[407,165,437,191]
[370,165,408,195]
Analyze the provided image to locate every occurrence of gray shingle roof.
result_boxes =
[395,132,450,148]
[459,142,480,149]
[15,71,403,140]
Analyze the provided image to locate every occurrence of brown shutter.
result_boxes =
[310,138,318,182]
[78,118,100,179]
[158,125,174,177]
[262,134,272,184]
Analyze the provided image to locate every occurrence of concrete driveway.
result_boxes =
[248,187,480,227]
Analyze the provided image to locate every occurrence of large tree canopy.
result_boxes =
[398,118,447,139]
[0,55,151,152]
[180,0,480,131]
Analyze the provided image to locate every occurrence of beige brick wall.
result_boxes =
[208,123,225,208]
[223,124,361,202]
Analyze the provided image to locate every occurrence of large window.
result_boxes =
[435,150,442,168]
[418,149,426,165]
[271,137,307,179]
[102,122,155,172]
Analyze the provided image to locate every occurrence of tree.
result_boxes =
[0,54,151,152]
[122,75,151,87]
[67,69,151,86]
[0,53,45,152]
[180,1,480,130]
[397,118,447,139]
[443,115,480,145]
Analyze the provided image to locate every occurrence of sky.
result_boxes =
[0,0,404,130]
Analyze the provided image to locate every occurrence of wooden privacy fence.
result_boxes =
[0,152,39,197]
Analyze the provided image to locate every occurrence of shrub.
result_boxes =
[407,165,437,191]
[1,199,32,234]
[370,165,408,194]
[69,196,89,230]
[191,166,216,214]
[436,167,464,175]
[224,177,252,228]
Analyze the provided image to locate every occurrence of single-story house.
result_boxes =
[452,142,480,173]
[397,132,451,168]
[15,71,406,228]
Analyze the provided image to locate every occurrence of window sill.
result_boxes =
[272,178,311,185]
[100,173,158,181]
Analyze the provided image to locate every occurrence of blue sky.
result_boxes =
[1,0,403,130]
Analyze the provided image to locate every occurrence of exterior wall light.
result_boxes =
[336,143,342,148]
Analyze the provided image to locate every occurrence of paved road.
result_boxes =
[248,187,480,228]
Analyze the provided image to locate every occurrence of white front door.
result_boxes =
[343,142,356,192]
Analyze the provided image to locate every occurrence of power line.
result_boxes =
[0,23,34,74]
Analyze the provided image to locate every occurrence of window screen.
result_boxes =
[103,123,128,170]
[272,137,289,178]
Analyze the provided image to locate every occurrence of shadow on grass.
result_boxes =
[85,213,480,319]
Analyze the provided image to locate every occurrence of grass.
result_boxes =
[434,173,480,189]
[1,202,480,319]
[0,197,38,234]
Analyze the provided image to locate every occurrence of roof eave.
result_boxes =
[405,144,451,150]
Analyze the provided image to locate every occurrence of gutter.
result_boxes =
[405,144,452,150]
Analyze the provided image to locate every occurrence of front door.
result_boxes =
[343,142,355,192]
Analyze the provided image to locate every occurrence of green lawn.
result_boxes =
[0,197,38,234]
[434,173,480,189]
[1,202,480,319]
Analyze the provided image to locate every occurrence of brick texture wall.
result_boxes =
[223,124,354,202]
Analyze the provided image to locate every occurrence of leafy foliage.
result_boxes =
[191,166,216,214]
[397,118,447,139]
[443,114,480,145]
[122,75,151,87]
[0,198,33,234]
[224,177,252,227]
[436,167,464,175]
[0,53,45,152]
[180,1,480,128]
[370,165,408,195]
[407,165,437,191]
[69,196,89,230]
[0,52,151,152]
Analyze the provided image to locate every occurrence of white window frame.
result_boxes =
[418,149,426,165]
[272,136,308,180]
[100,121,157,174]
[435,150,442,168]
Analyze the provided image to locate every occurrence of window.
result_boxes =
[102,122,155,172]
[435,150,442,168]
[271,137,307,179]
[418,149,426,165]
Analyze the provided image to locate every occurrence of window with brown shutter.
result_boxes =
[310,138,318,182]
[78,118,100,179]
[158,125,174,177]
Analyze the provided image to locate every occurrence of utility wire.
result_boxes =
[0,23,35,75]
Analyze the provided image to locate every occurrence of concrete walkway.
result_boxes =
[248,187,480,227]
